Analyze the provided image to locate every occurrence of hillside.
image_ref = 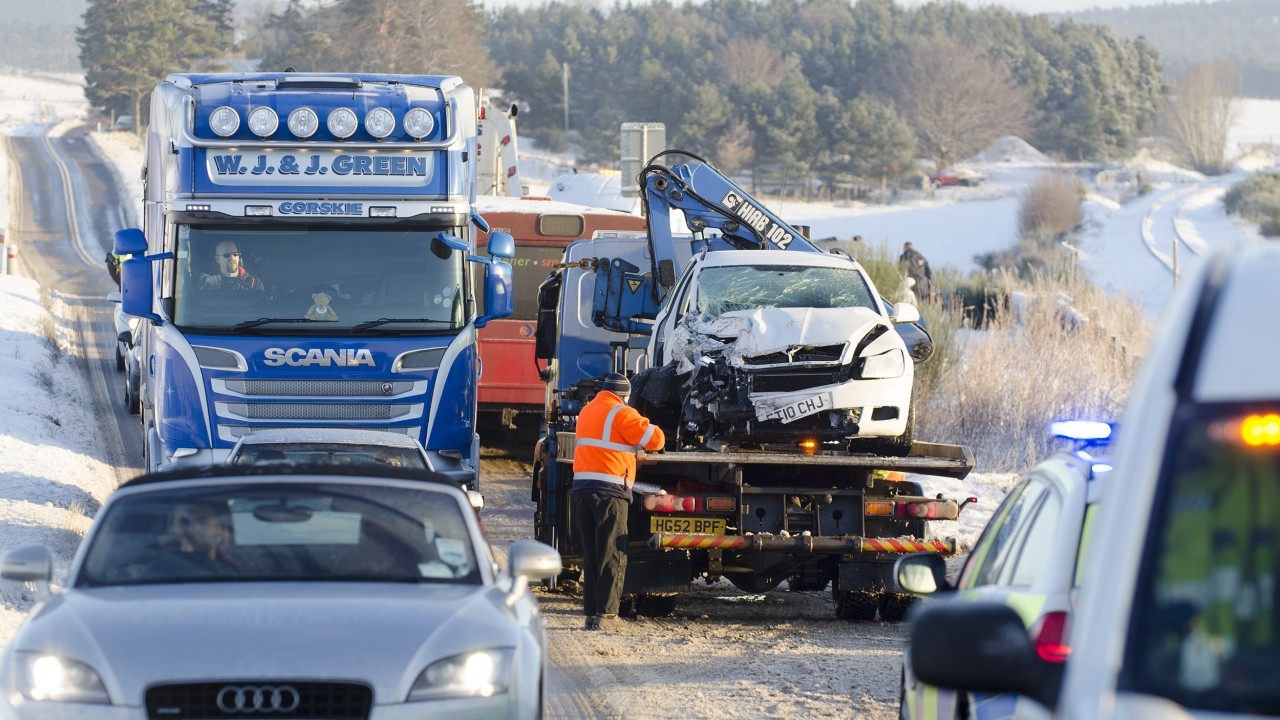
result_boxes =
[1071,0,1280,97]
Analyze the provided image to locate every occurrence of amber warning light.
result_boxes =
[1242,414,1280,447]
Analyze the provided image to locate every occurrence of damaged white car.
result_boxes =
[635,249,925,455]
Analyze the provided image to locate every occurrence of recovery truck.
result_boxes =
[532,152,975,620]
[115,72,515,483]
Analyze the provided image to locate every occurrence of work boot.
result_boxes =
[583,616,600,631]
[597,614,625,632]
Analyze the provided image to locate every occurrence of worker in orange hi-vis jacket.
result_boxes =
[572,372,666,631]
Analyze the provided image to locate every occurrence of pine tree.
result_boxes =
[78,0,222,126]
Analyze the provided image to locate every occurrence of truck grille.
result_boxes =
[219,425,415,441]
[222,379,416,397]
[222,403,416,421]
[750,365,852,393]
[146,680,372,720]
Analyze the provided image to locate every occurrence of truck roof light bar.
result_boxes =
[287,107,319,138]
[328,108,357,139]
[186,204,211,211]
[247,107,278,138]
[404,108,434,140]
[365,108,395,139]
[209,106,239,137]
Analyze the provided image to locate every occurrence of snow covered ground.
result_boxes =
[0,73,1276,654]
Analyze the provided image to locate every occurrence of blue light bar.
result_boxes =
[1050,420,1113,442]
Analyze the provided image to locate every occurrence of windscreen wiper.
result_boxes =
[231,317,320,331]
[350,318,454,332]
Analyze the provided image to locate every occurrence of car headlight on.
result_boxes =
[861,348,906,379]
[15,653,110,704]
[407,648,513,701]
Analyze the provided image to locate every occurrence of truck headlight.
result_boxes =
[407,648,512,701]
[861,349,905,379]
[15,653,110,704]
[403,108,434,140]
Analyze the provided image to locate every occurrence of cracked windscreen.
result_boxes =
[695,264,877,317]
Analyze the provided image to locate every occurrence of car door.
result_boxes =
[904,474,1064,720]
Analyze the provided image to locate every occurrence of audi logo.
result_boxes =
[216,685,301,714]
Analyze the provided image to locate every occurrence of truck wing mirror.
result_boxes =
[114,228,147,256]
[657,259,676,288]
[475,260,513,329]
[487,230,515,259]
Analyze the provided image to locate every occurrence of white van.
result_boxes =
[907,242,1280,718]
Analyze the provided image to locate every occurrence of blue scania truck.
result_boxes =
[116,72,514,484]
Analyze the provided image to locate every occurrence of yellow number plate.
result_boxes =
[650,516,727,535]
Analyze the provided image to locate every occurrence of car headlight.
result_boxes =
[15,652,110,704]
[407,648,513,701]
[861,348,906,379]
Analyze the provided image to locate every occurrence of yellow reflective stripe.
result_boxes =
[573,471,627,486]
[639,423,657,448]
[577,437,637,453]
[602,404,627,443]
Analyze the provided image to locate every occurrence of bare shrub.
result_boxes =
[1018,172,1084,241]
[1162,61,1240,175]
[917,272,1152,472]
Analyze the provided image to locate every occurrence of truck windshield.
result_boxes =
[695,264,877,317]
[172,224,466,333]
[1124,404,1280,713]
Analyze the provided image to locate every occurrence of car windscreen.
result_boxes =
[1123,404,1280,713]
[231,444,428,470]
[694,264,878,317]
[78,483,480,587]
[172,224,466,333]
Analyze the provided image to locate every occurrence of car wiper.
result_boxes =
[350,318,454,332]
[231,317,321,331]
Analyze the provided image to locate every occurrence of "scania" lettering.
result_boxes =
[263,348,376,367]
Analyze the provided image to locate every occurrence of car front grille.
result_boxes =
[749,365,853,393]
[742,343,846,366]
[145,681,373,720]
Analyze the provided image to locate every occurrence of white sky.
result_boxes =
[0,72,1276,646]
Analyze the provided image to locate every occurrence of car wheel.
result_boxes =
[125,366,141,415]
[881,401,915,457]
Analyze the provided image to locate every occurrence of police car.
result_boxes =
[895,421,1110,720]
[906,242,1280,719]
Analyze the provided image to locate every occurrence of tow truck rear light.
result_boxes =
[903,501,950,519]
[1032,610,1071,663]
[643,495,736,513]
[864,501,895,516]
[704,496,736,512]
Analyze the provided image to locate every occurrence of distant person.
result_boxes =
[200,241,263,291]
[572,373,665,631]
[105,251,122,286]
[899,242,933,301]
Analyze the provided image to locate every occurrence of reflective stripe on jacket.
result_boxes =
[572,391,665,498]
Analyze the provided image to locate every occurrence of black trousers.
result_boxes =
[572,491,629,617]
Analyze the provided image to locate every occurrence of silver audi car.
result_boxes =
[0,465,561,719]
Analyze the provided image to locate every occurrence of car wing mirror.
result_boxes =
[505,539,562,606]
